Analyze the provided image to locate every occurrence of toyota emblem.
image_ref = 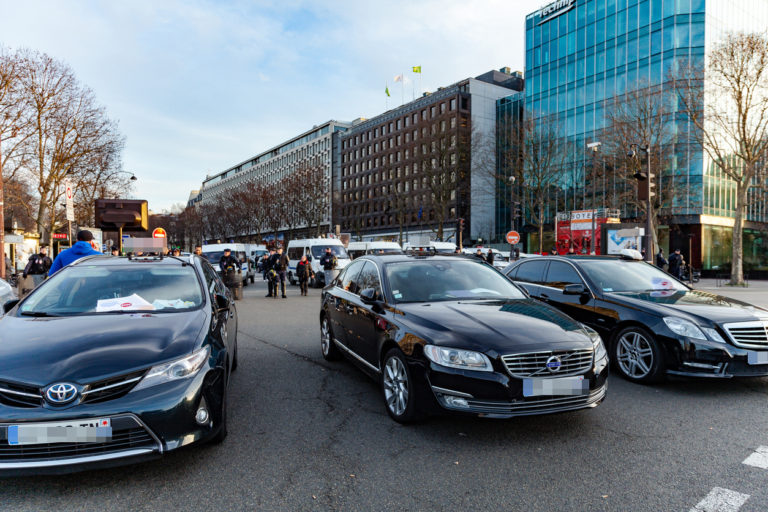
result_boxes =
[46,383,78,404]
[545,356,562,373]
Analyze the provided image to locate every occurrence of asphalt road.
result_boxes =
[1,280,767,511]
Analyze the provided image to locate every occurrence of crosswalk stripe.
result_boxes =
[742,446,768,469]
[689,487,750,512]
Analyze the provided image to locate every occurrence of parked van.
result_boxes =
[249,244,269,272]
[286,239,351,287]
[402,241,457,253]
[347,241,403,260]
[201,243,253,285]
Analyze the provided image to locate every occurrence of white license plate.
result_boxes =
[748,352,768,365]
[523,376,588,397]
[7,418,111,445]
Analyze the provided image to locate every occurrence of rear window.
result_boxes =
[311,245,349,259]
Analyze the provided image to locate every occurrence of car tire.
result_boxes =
[210,370,228,444]
[320,316,342,361]
[612,326,666,384]
[381,348,425,424]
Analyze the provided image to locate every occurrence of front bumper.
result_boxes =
[659,334,768,378]
[0,362,225,476]
[408,350,610,419]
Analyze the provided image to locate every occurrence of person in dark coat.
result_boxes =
[23,247,52,278]
[296,255,315,296]
[474,249,486,262]
[273,247,290,299]
[656,248,668,270]
[668,249,684,279]
[486,249,495,265]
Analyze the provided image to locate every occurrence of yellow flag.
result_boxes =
[413,66,422,73]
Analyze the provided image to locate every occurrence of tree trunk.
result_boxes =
[538,223,544,254]
[730,184,748,286]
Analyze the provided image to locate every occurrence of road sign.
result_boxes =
[506,231,520,245]
[152,228,167,238]
[64,179,75,222]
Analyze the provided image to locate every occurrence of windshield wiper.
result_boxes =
[20,311,61,317]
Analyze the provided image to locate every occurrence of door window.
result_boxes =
[543,261,583,289]
[515,260,548,284]
[357,261,382,299]
[287,247,304,261]
[201,262,218,296]
[339,260,366,294]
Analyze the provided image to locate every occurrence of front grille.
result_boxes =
[0,381,43,408]
[726,361,768,377]
[438,385,606,416]
[81,370,146,404]
[0,427,155,462]
[501,349,594,378]
[723,321,768,349]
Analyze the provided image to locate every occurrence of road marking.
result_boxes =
[742,446,768,469]
[689,487,750,512]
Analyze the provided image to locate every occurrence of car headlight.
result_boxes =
[424,345,493,372]
[130,346,210,393]
[701,327,726,343]
[663,317,707,340]
[583,325,607,361]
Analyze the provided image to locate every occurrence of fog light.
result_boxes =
[196,407,209,424]
[444,396,469,408]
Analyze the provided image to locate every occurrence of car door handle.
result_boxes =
[539,294,550,301]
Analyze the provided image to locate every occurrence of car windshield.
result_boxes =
[578,260,688,292]
[19,265,204,316]
[385,260,526,303]
[203,251,224,264]
[311,245,349,259]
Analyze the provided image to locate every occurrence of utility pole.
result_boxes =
[587,142,601,255]
[0,131,5,280]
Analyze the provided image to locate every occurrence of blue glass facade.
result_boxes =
[499,0,768,268]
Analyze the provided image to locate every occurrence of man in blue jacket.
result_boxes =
[49,230,102,275]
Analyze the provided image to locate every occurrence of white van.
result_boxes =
[249,244,269,272]
[286,239,351,288]
[201,243,253,285]
[347,241,403,260]
[402,241,457,253]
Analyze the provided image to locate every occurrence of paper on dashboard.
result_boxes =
[96,294,155,312]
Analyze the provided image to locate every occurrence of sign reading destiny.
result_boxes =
[538,0,576,24]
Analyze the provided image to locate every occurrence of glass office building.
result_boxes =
[507,0,768,270]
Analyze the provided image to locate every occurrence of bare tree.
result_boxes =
[675,32,768,285]
[294,163,330,238]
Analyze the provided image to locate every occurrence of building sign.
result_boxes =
[570,210,594,231]
[52,233,68,240]
[538,0,576,24]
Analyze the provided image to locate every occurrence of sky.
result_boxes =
[2,0,529,213]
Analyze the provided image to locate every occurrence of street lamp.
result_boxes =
[508,175,516,233]
[587,142,601,255]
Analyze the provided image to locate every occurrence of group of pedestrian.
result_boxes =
[657,247,685,280]
[263,247,289,298]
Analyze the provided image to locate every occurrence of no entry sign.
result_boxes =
[506,231,520,245]
[152,228,167,238]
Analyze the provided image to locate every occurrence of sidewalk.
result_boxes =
[694,278,768,308]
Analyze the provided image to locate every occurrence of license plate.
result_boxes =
[523,376,588,397]
[748,352,768,365]
[8,418,112,445]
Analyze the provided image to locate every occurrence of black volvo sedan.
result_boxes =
[319,253,609,423]
[0,254,237,475]
[502,252,768,383]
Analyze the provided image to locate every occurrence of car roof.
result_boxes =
[355,253,478,265]
[70,255,205,267]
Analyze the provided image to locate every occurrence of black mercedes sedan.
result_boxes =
[319,253,609,423]
[0,253,237,475]
[502,252,768,383]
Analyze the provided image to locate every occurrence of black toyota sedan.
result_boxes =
[0,253,238,475]
[319,254,609,423]
[502,253,768,383]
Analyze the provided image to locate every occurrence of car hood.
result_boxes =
[395,299,591,353]
[0,310,207,386]
[605,290,768,324]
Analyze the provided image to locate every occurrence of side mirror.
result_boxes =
[360,288,379,304]
[563,284,588,296]
[3,299,19,314]
[215,293,230,311]
[307,255,312,262]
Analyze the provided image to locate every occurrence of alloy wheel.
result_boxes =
[617,332,654,379]
[321,319,330,355]
[383,357,409,416]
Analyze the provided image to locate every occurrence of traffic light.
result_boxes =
[458,218,465,230]
[512,201,522,218]
[634,172,656,201]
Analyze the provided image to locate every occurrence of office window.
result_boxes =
[396,119,401,130]
[431,106,436,117]
[450,98,456,110]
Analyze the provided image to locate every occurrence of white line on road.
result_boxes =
[742,446,768,469]
[689,487,750,512]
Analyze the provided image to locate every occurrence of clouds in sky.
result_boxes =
[1,0,528,211]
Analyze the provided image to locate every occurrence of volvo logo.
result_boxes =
[46,383,78,404]
[546,356,563,373]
